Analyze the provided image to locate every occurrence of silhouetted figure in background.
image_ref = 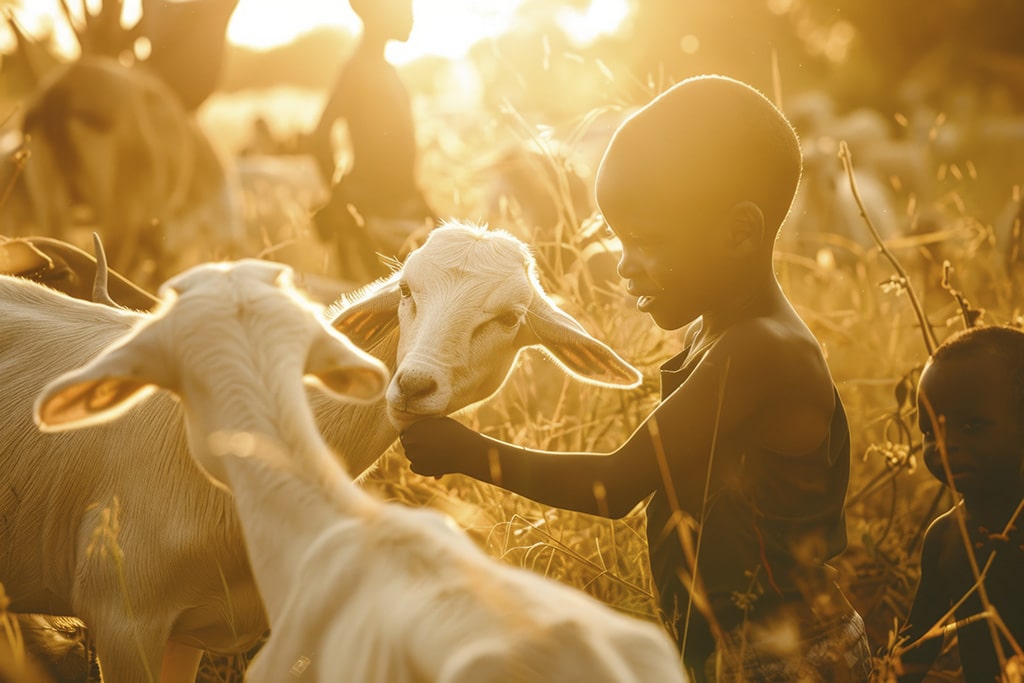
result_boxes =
[137,0,240,111]
[308,0,435,282]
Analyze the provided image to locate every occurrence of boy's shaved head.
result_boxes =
[596,75,802,238]
[930,325,1024,404]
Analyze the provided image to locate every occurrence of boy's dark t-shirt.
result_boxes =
[647,344,851,663]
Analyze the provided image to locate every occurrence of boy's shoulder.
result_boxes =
[707,311,830,385]
[922,507,956,540]
[667,311,837,456]
[920,506,966,564]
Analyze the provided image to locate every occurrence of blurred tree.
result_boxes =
[781,0,1024,111]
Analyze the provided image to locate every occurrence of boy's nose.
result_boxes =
[616,250,639,280]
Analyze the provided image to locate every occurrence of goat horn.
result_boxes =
[91,232,122,309]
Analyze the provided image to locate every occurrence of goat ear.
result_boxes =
[306,327,390,403]
[0,239,54,276]
[330,282,401,350]
[525,297,643,388]
[34,328,165,431]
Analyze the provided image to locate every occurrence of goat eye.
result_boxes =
[398,282,411,298]
[494,311,521,328]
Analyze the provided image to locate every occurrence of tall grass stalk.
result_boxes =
[839,140,937,355]
[86,498,156,683]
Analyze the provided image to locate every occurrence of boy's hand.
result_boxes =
[400,416,485,479]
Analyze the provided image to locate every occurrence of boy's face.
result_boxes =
[916,351,1024,498]
[603,201,734,331]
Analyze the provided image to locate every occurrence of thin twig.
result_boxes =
[838,141,938,355]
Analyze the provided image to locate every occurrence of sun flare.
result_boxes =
[227,0,632,64]
[3,0,632,67]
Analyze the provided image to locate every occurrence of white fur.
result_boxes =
[35,259,685,683]
[0,221,641,682]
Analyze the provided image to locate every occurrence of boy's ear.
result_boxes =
[726,201,765,254]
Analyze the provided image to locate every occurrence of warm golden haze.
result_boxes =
[3,0,633,65]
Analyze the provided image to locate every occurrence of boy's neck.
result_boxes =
[358,29,393,56]
[696,266,784,342]
[963,489,1024,526]
[358,25,401,56]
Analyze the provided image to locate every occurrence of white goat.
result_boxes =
[35,259,686,683]
[0,222,641,682]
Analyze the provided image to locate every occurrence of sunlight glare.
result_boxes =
[228,0,632,64]
[227,0,356,52]
[1,1,79,56]
[387,0,521,65]
[556,0,630,47]
[2,0,633,67]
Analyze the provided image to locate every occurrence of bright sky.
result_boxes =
[5,0,632,65]
[229,0,631,64]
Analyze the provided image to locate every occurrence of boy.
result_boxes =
[898,325,1024,682]
[400,75,871,682]
[307,0,435,281]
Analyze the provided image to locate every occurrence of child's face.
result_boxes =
[916,351,1024,497]
[605,204,734,331]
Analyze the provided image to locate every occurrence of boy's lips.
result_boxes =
[637,295,656,312]
[627,284,659,312]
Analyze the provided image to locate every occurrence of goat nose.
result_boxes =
[397,370,437,400]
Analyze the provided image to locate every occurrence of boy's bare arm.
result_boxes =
[308,67,357,176]
[400,418,646,517]
[402,318,835,518]
[897,516,950,682]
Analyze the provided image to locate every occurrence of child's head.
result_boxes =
[351,0,413,43]
[916,325,1024,497]
[595,75,802,330]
